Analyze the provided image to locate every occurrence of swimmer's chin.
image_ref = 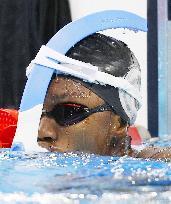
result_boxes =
[48,147,95,156]
[38,142,73,153]
[48,145,67,152]
[37,142,96,154]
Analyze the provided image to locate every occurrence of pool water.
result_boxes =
[1,139,171,203]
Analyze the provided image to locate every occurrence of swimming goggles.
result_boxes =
[42,102,112,126]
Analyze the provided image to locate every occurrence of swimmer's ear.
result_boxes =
[107,114,132,156]
[108,114,127,137]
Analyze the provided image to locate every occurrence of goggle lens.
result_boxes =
[42,103,91,126]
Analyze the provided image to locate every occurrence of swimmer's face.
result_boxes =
[38,76,128,155]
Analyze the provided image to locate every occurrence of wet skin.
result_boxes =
[38,76,131,156]
[38,76,171,160]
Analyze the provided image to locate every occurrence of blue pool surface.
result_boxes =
[1,138,171,203]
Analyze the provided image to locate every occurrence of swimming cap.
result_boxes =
[66,33,141,124]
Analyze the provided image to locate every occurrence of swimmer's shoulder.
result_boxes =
[134,146,171,160]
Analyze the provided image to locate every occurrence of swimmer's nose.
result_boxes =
[38,117,58,143]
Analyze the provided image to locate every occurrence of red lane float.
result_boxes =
[128,126,142,145]
[0,109,18,148]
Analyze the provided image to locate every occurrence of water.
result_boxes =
[1,139,171,203]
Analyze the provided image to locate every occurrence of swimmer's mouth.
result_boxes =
[37,139,65,152]
[37,137,55,143]
[37,137,54,150]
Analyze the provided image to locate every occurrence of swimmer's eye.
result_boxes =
[42,102,112,126]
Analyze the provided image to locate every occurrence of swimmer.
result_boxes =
[37,33,171,160]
